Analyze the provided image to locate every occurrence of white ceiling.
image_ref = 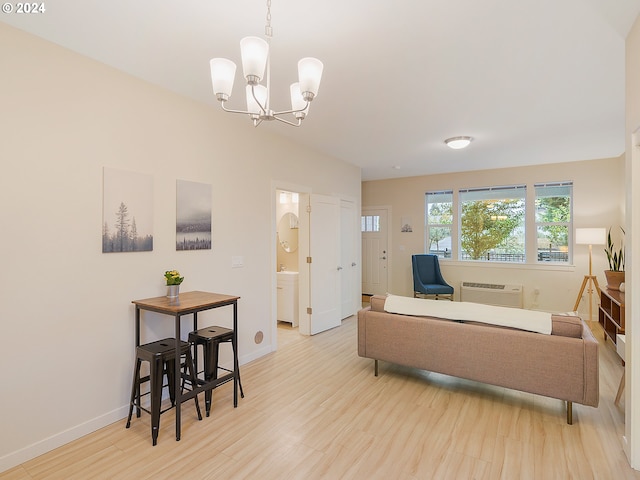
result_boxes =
[3,0,639,180]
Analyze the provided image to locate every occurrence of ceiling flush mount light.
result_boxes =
[209,0,323,127]
[445,136,473,149]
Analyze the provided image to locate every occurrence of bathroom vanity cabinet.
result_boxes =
[277,271,299,327]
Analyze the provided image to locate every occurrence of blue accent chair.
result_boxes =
[412,254,454,300]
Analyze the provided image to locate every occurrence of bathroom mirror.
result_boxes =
[278,212,299,253]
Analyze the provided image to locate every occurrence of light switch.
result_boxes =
[232,256,244,268]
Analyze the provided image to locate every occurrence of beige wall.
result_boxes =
[362,157,624,314]
[625,13,640,469]
[0,23,360,469]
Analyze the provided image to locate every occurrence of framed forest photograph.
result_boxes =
[102,167,154,253]
[176,179,212,250]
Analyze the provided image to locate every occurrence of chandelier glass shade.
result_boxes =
[209,2,323,127]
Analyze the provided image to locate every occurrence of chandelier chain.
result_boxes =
[265,0,273,38]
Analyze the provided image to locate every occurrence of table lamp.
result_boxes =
[573,227,606,320]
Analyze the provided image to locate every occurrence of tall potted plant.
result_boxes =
[604,227,625,291]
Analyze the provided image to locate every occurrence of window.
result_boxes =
[459,185,526,262]
[426,190,453,257]
[535,182,572,263]
[361,215,380,232]
[424,182,573,264]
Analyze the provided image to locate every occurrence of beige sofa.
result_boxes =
[357,295,599,424]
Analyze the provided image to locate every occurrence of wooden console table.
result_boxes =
[598,287,625,347]
[132,291,240,441]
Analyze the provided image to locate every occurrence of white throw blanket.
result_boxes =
[383,294,552,335]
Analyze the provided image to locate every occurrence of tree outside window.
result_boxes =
[459,186,525,262]
[424,183,572,264]
[426,191,453,258]
[535,182,572,263]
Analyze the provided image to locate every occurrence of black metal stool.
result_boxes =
[189,326,244,416]
[126,338,202,445]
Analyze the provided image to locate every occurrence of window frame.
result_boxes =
[534,181,573,265]
[458,184,527,263]
[425,190,453,258]
[361,214,380,233]
[424,181,573,266]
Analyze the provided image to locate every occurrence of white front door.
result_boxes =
[362,207,389,296]
[299,194,341,335]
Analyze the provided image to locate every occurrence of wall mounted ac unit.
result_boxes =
[460,282,523,308]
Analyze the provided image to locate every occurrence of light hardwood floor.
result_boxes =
[1,312,636,479]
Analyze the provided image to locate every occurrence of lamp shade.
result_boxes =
[575,228,606,245]
[246,85,267,115]
[298,57,323,100]
[290,83,307,112]
[240,36,269,82]
[210,58,237,98]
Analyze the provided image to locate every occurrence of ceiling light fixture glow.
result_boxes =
[445,136,473,149]
[209,0,323,128]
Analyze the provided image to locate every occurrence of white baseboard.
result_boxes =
[1,347,270,474]
[0,405,129,474]
[240,345,272,365]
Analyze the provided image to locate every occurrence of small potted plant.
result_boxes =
[604,227,625,291]
[164,270,184,298]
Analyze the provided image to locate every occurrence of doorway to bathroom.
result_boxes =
[275,189,301,331]
[273,186,358,343]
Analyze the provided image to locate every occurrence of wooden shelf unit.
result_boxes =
[598,287,625,346]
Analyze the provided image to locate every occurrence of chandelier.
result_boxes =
[209,0,323,127]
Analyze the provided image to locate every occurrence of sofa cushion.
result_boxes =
[550,314,584,338]
[384,294,553,334]
[368,295,584,338]
[370,295,387,312]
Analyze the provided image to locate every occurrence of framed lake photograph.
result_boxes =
[102,167,153,253]
[176,179,212,250]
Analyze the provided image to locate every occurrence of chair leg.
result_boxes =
[150,356,165,446]
[126,358,142,428]
[185,349,203,421]
[216,339,245,399]
[230,341,245,398]
[203,341,218,417]
[165,360,176,406]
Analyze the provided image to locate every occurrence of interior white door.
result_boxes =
[340,198,359,319]
[362,207,389,296]
[308,194,341,335]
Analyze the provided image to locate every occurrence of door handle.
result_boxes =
[337,266,343,271]
[351,262,357,267]
[379,256,386,260]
